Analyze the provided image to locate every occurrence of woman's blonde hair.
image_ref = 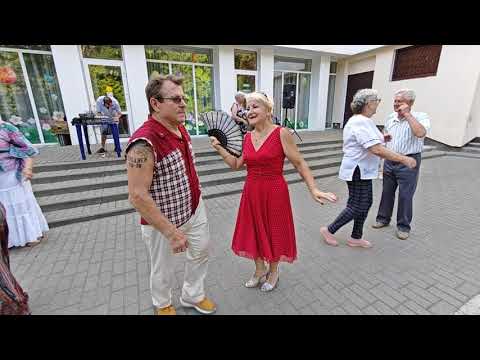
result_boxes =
[245,91,274,116]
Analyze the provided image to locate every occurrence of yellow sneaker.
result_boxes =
[155,305,176,315]
[180,297,217,314]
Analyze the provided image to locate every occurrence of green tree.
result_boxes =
[81,45,122,60]
[195,66,214,135]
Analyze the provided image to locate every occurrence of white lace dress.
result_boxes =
[0,122,48,248]
[0,170,49,248]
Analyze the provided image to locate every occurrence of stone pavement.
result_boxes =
[455,295,480,315]
[9,155,480,315]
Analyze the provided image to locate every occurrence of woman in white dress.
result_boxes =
[0,118,48,248]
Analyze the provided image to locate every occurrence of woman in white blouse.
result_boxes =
[320,89,417,248]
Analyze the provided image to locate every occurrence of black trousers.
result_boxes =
[376,153,421,232]
[328,166,373,239]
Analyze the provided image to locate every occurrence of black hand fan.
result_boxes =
[200,111,244,157]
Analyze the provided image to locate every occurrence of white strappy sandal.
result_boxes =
[260,271,280,292]
[245,270,269,288]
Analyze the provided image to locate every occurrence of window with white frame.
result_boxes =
[145,46,215,136]
[234,49,258,94]
[325,61,337,128]
[0,45,66,144]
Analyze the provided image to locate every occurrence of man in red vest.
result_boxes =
[126,74,216,315]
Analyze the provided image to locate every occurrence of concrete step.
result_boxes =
[45,199,135,228]
[43,150,446,228]
[34,137,342,173]
[34,146,442,204]
[43,164,341,228]
[191,138,342,159]
[198,155,343,187]
[36,155,344,210]
[35,158,125,173]
[201,164,341,200]
[38,185,129,212]
[421,150,445,160]
[33,149,344,197]
[459,146,480,154]
[194,142,343,165]
[31,142,344,185]
[444,151,480,159]
[197,148,443,191]
[32,163,127,184]
[296,139,342,148]
[33,172,127,195]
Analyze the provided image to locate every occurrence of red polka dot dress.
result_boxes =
[231,126,296,263]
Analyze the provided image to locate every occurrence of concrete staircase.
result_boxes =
[458,138,480,155]
[32,136,444,228]
[439,138,480,159]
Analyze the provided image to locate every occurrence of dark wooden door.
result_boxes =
[343,71,374,127]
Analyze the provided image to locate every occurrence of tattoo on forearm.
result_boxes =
[127,142,151,169]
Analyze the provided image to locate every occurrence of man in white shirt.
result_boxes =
[372,89,431,240]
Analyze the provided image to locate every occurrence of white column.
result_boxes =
[308,55,330,130]
[216,46,236,112]
[332,60,349,128]
[122,45,149,131]
[51,45,90,145]
[259,48,274,97]
[212,47,221,111]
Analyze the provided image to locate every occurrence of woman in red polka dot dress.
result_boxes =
[210,92,337,292]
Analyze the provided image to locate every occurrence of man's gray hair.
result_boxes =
[350,88,380,114]
[395,89,416,103]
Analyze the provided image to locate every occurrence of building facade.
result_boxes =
[332,45,480,147]
[2,45,478,148]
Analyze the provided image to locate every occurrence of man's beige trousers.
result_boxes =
[141,198,210,309]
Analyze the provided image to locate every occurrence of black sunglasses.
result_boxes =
[156,95,188,104]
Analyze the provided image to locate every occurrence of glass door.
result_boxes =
[272,71,311,131]
[297,73,310,129]
[83,59,132,137]
[273,71,283,123]
[283,72,297,129]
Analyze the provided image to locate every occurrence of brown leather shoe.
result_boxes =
[155,305,176,315]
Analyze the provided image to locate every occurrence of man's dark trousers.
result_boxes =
[376,153,422,232]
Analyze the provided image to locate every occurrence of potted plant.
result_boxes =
[50,111,71,146]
